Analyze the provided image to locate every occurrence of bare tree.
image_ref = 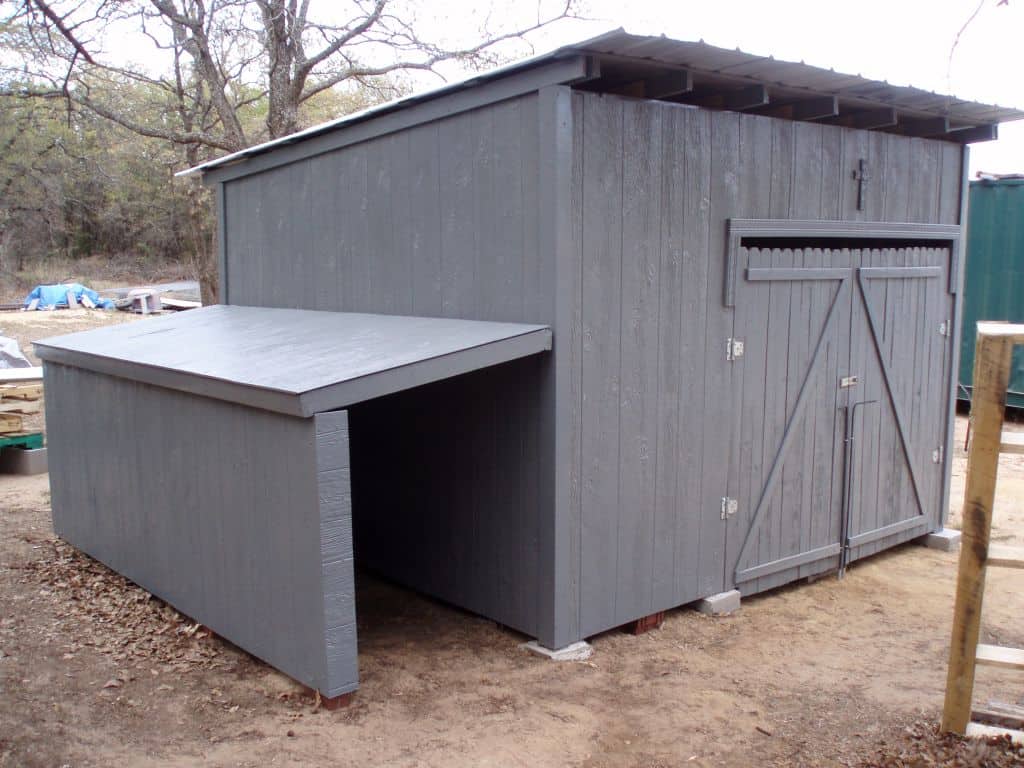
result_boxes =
[7,0,579,151]
[3,0,580,301]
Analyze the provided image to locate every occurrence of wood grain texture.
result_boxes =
[349,357,544,638]
[578,92,624,636]
[220,93,560,647]
[44,363,357,696]
[211,86,963,643]
[942,331,1014,734]
[569,92,961,632]
[541,85,581,647]
[315,411,358,696]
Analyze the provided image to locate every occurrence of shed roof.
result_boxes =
[34,305,551,417]
[181,28,1024,178]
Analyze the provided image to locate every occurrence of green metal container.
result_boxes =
[960,177,1024,407]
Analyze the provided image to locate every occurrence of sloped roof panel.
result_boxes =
[34,305,551,417]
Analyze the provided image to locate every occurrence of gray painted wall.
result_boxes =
[562,91,964,635]
[221,92,563,645]
[223,94,546,322]
[349,357,543,636]
[217,87,964,646]
[44,363,358,696]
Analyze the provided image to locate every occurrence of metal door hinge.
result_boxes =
[726,338,745,361]
[721,497,738,520]
[932,445,944,464]
[939,320,950,337]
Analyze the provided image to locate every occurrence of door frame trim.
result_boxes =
[724,219,962,307]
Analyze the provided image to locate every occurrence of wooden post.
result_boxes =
[941,329,1014,734]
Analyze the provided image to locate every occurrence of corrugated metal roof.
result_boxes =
[577,31,1020,123]
[180,28,1024,177]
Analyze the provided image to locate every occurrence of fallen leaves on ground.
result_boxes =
[15,538,229,672]
[859,721,1024,767]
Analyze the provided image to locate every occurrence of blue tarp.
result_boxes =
[23,283,115,310]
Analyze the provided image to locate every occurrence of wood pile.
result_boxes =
[0,381,43,435]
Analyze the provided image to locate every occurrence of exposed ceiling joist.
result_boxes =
[794,96,840,120]
[643,70,694,99]
[754,95,838,121]
[949,124,999,143]
[689,83,769,111]
[602,69,694,100]
[897,116,951,137]
[724,84,770,110]
[821,108,898,130]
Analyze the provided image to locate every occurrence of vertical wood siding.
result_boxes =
[224,95,542,323]
[219,87,963,643]
[570,91,963,635]
[45,363,358,696]
[348,357,542,637]
[222,94,553,643]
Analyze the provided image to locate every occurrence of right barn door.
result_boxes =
[729,245,952,594]
[845,247,952,561]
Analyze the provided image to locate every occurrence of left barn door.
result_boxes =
[726,246,856,590]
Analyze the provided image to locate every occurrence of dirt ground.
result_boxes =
[2,311,1023,767]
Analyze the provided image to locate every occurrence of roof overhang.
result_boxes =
[180,28,1024,180]
[34,305,552,418]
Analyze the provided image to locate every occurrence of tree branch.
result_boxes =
[27,0,97,64]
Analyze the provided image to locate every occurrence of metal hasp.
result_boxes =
[837,399,878,577]
[840,375,859,389]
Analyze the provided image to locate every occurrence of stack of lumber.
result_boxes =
[0,368,43,436]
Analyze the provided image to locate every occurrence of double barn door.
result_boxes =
[728,245,953,588]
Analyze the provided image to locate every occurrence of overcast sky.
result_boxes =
[422,0,1024,177]
[104,0,1023,175]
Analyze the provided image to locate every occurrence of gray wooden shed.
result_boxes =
[38,30,1024,699]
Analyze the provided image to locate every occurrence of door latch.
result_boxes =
[939,320,950,337]
[840,375,859,389]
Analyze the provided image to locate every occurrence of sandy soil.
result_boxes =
[1,311,1023,767]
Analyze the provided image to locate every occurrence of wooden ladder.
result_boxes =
[941,322,1024,741]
